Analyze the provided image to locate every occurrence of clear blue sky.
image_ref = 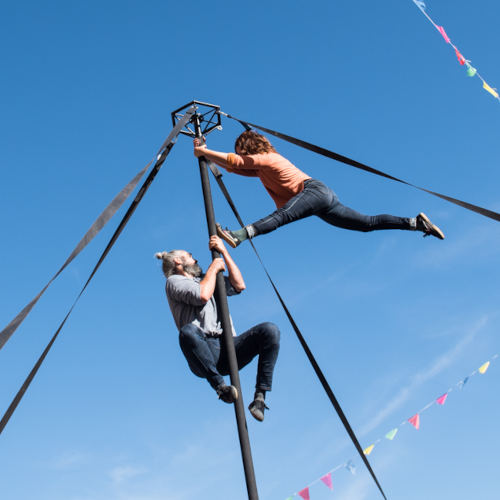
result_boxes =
[1,1,500,499]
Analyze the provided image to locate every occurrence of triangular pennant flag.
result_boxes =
[385,428,398,440]
[363,444,375,456]
[436,393,448,405]
[466,63,477,77]
[455,48,466,65]
[298,487,310,500]
[320,472,333,490]
[345,460,356,475]
[459,376,470,389]
[413,0,426,9]
[483,81,499,99]
[408,413,420,429]
[479,361,491,374]
[437,26,451,43]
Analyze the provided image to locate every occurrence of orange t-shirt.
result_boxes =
[226,152,311,209]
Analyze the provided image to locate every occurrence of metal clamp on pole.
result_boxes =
[171,101,259,500]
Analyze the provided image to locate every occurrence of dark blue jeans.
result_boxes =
[179,322,280,392]
[252,179,412,235]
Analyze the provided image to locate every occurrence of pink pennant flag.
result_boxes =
[408,413,420,430]
[455,48,466,65]
[437,26,451,43]
[321,472,333,491]
[298,487,310,500]
[436,393,448,405]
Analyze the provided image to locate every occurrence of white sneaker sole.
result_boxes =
[216,223,239,248]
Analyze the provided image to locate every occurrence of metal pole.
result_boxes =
[193,114,259,500]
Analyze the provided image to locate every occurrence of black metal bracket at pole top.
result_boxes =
[171,100,222,138]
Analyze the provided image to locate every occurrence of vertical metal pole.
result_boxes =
[193,114,259,500]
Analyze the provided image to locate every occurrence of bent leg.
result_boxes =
[318,196,412,232]
[252,180,333,236]
[218,322,280,391]
[179,324,224,390]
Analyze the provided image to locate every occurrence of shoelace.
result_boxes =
[421,220,433,237]
[250,399,269,411]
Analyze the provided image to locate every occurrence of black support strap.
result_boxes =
[0,110,194,353]
[0,163,150,351]
[224,113,500,224]
[207,162,387,500]
[0,108,195,436]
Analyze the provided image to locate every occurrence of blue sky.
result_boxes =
[1,1,500,499]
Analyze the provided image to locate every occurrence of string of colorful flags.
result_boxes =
[412,0,499,101]
[285,354,497,500]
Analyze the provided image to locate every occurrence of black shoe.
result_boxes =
[216,223,240,248]
[216,384,238,404]
[248,396,269,422]
[416,212,445,240]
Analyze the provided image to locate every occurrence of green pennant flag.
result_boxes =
[466,64,477,77]
[385,428,398,440]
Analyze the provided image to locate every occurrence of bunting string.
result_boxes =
[285,354,497,499]
[412,1,499,101]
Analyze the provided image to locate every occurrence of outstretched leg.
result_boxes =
[318,200,444,239]
[217,179,332,247]
[318,196,413,232]
[217,179,444,246]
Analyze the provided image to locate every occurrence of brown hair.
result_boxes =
[234,130,276,155]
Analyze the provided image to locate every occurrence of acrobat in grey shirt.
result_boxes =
[166,274,240,337]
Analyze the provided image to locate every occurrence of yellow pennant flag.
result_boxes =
[479,361,490,374]
[363,444,375,456]
[483,81,499,99]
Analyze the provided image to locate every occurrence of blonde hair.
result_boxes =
[234,130,276,155]
[155,250,185,278]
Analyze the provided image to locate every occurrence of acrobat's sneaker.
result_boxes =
[216,223,240,248]
[416,213,445,240]
[216,384,238,404]
[248,396,269,422]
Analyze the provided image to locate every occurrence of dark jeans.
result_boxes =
[179,322,280,392]
[252,179,412,235]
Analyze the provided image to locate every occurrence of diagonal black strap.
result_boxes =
[0,162,151,351]
[223,113,500,224]
[207,162,387,500]
[0,108,195,436]
[0,111,194,353]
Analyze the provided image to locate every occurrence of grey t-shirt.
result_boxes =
[166,274,240,336]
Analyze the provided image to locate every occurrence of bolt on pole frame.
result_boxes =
[171,101,259,500]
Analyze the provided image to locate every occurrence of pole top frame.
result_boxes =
[171,100,222,138]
